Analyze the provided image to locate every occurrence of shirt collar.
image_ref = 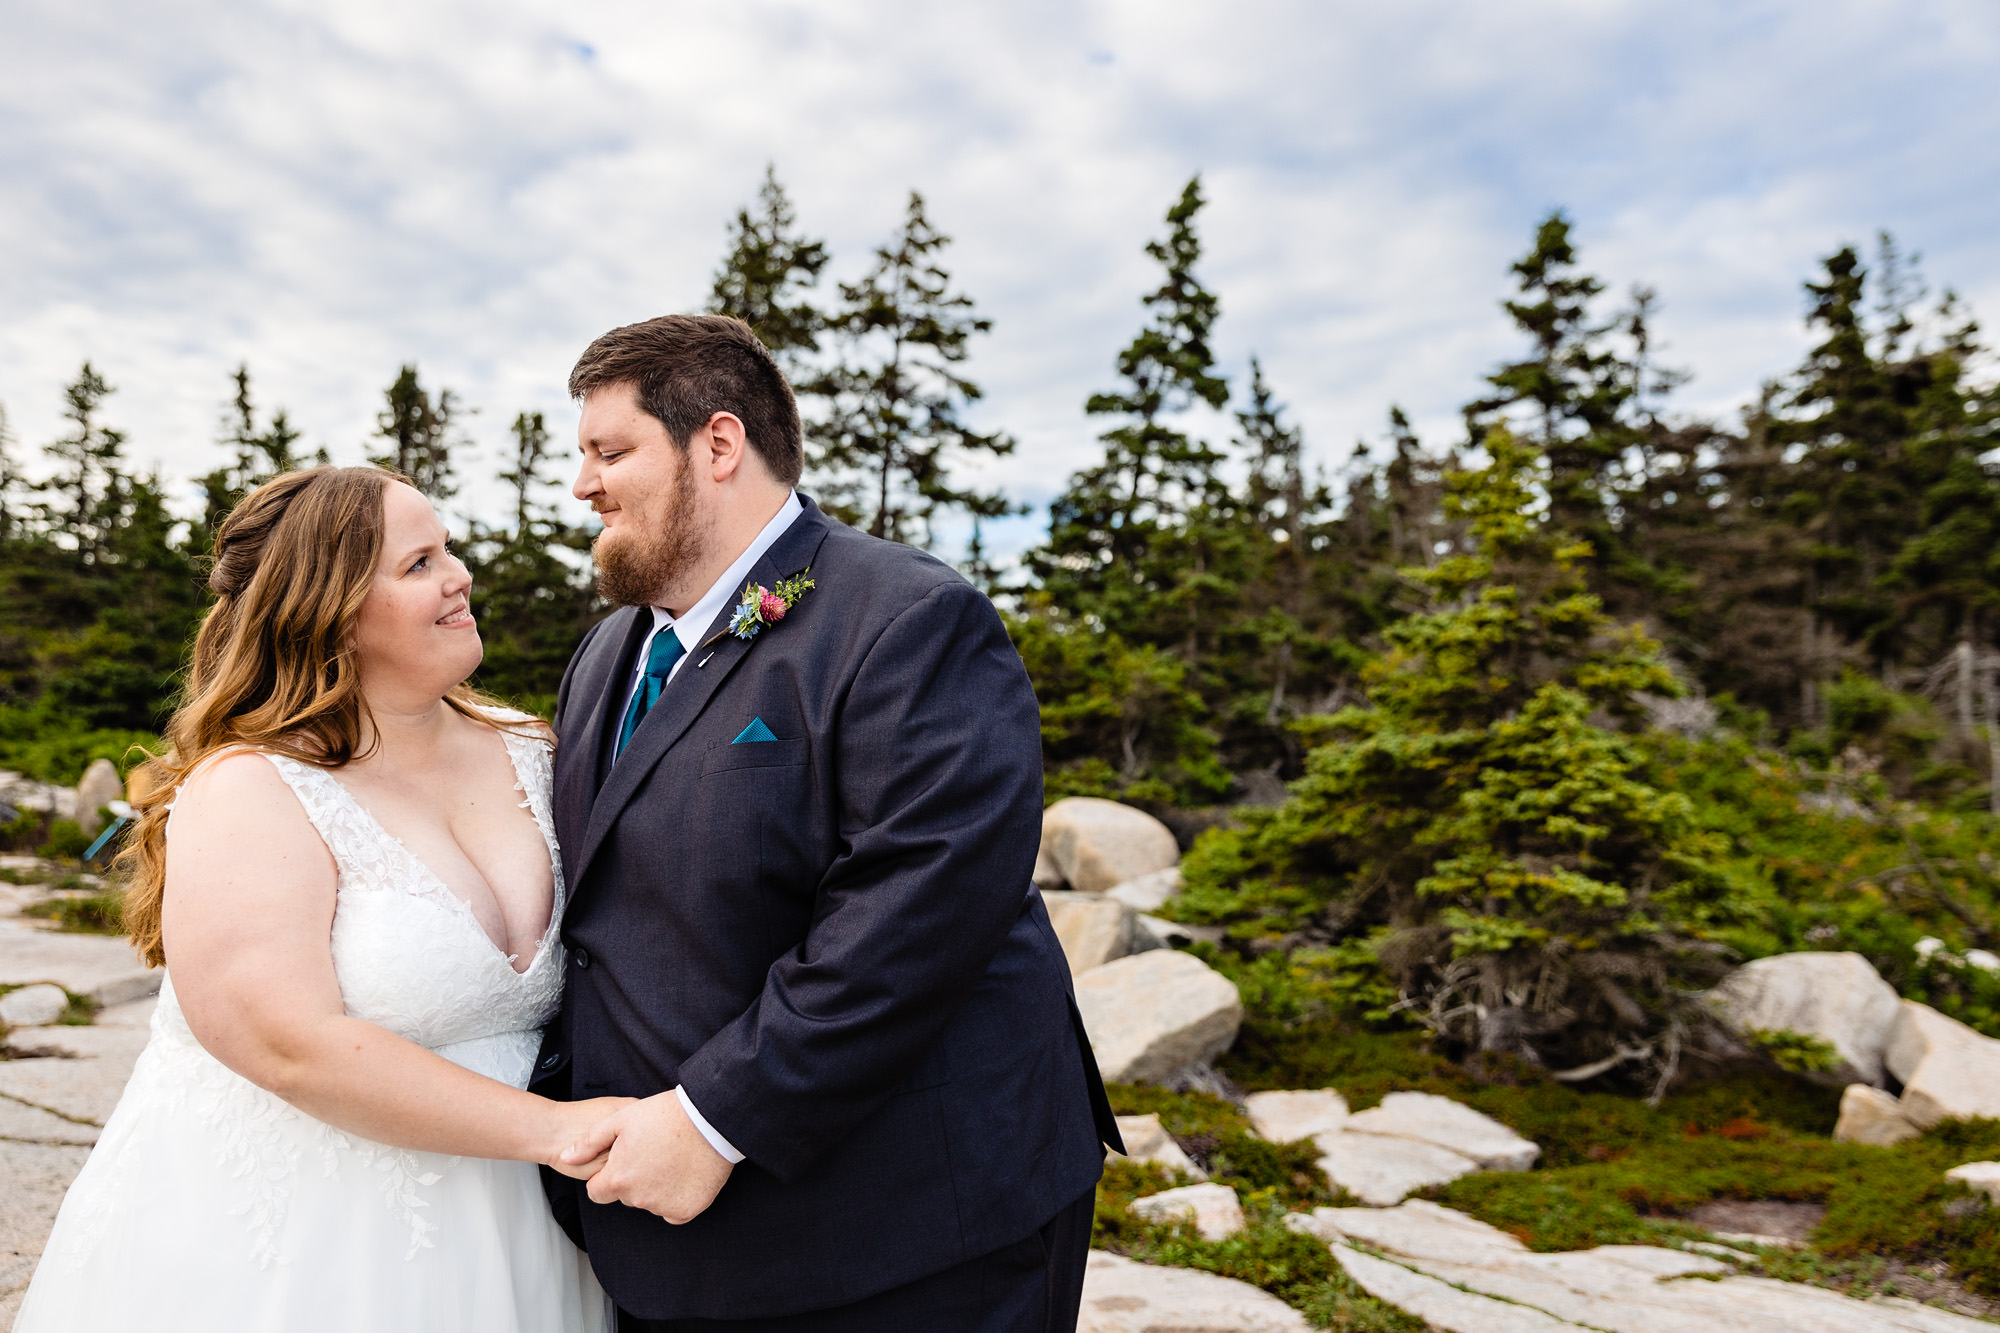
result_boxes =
[648,490,804,652]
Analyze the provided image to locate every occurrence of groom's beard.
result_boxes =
[593,456,709,608]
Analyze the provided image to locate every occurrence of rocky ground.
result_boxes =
[0,858,159,1327]
[6,798,2000,1329]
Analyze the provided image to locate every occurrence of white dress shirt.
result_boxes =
[614,489,802,1166]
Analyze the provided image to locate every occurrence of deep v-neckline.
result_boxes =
[314,734,561,977]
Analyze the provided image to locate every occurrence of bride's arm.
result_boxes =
[161,752,619,1169]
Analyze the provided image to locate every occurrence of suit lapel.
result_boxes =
[570,504,833,892]
[554,607,651,888]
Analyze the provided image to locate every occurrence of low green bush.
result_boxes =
[0,703,161,785]
[22,890,125,935]
[1434,1119,2000,1297]
[38,819,92,861]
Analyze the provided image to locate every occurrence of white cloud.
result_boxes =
[1,0,1996,561]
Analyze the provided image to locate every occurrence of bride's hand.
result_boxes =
[541,1096,634,1178]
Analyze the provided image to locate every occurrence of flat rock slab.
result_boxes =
[1334,1245,1589,1332]
[0,1138,91,1315]
[1075,950,1243,1084]
[1290,1199,1528,1260]
[1314,1131,1479,1206]
[1243,1088,1348,1143]
[1112,1113,1206,1179]
[1129,1183,1245,1240]
[93,996,157,1030]
[0,1094,99,1146]
[1344,1091,1540,1171]
[0,917,157,1007]
[1298,1201,1996,1333]
[0,1023,148,1125]
[1077,1252,1310,1332]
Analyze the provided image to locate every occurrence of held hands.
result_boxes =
[542,1097,635,1181]
[560,1090,734,1224]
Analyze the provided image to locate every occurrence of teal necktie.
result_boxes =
[616,628,688,757]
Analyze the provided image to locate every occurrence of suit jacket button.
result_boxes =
[539,1052,562,1071]
[572,947,591,970]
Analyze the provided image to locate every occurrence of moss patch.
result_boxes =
[21,890,125,935]
[1092,1154,1423,1331]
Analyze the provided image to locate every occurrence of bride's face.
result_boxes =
[353,483,481,698]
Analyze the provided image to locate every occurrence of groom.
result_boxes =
[532,315,1121,1331]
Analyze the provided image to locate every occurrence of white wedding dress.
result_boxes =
[14,723,611,1332]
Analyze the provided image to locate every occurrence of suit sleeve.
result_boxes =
[673,578,1044,1182]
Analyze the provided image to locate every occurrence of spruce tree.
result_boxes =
[38,364,128,561]
[369,365,464,501]
[463,410,599,713]
[1466,212,1650,539]
[815,191,1018,547]
[0,403,20,543]
[707,165,829,374]
[199,365,304,541]
[1031,175,1230,631]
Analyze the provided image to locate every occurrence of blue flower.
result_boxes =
[729,601,764,639]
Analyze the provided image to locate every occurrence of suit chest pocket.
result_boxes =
[700,736,810,774]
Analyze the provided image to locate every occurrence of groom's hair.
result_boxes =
[568,315,804,485]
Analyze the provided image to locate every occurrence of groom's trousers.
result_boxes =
[613,1185,1096,1333]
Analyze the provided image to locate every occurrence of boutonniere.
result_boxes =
[706,568,815,649]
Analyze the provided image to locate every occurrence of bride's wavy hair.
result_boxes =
[120,466,511,968]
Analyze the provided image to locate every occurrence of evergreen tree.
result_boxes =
[198,365,304,543]
[1237,357,1306,552]
[815,191,1019,546]
[707,165,830,374]
[498,411,556,536]
[37,364,128,560]
[463,411,600,714]
[369,365,464,501]
[1465,212,1652,541]
[0,403,21,542]
[1031,175,1231,631]
[1175,429,1744,1090]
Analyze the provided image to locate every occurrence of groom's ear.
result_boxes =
[705,411,754,483]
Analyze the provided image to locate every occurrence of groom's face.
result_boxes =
[575,383,715,609]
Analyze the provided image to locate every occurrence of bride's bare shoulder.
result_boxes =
[170,749,314,838]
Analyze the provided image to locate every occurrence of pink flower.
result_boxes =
[759,591,788,622]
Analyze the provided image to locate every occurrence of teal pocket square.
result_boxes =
[732,717,778,744]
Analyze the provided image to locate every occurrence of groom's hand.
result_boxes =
[565,1091,734,1224]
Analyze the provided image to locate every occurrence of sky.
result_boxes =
[2,0,1997,563]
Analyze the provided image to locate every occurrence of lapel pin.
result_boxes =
[698,651,716,668]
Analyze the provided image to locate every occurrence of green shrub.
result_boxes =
[1434,1118,2000,1297]
[22,890,125,935]
[39,819,92,861]
[1745,1028,1842,1075]
[0,702,161,785]
[1170,432,1755,1088]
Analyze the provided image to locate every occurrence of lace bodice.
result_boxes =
[120,713,567,1264]
[278,725,566,1055]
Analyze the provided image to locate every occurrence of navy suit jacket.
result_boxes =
[533,498,1118,1321]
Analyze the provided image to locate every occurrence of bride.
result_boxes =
[16,467,622,1331]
